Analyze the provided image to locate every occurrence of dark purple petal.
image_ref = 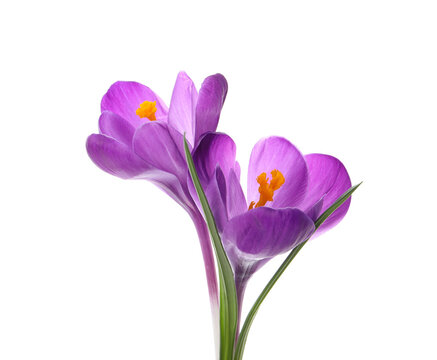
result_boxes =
[98,111,135,147]
[101,81,168,129]
[194,74,228,144]
[226,169,247,219]
[204,167,228,232]
[86,134,151,179]
[132,121,186,180]
[222,207,314,261]
[168,72,198,146]
[247,137,308,209]
[301,154,352,234]
[193,132,238,186]
[224,207,313,317]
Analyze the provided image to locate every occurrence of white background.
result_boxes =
[1,0,436,359]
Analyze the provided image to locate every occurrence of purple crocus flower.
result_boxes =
[86,72,228,340]
[191,133,352,327]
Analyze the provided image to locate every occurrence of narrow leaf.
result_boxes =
[314,182,362,229]
[233,182,362,360]
[184,136,238,360]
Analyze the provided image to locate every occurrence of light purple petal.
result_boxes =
[305,197,325,222]
[226,169,247,219]
[146,169,195,213]
[234,161,241,181]
[86,134,151,179]
[98,111,135,147]
[193,132,238,186]
[301,154,352,234]
[87,133,192,210]
[194,74,228,144]
[168,72,198,146]
[132,121,186,180]
[101,81,168,129]
[247,137,308,209]
[222,207,315,261]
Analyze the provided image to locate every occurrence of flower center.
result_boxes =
[249,170,285,210]
[136,101,157,121]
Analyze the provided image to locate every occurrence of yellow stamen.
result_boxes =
[249,169,285,209]
[136,101,157,121]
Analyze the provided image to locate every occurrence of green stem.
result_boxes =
[233,242,306,360]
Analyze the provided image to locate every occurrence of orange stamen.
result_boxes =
[249,170,285,209]
[136,101,157,121]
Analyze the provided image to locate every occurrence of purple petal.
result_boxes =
[305,197,325,222]
[98,111,135,147]
[247,137,308,209]
[168,72,198,146]
[301,154,352,234]
[194,74,228,144]
[204,167,228,232]
[101,81,168,129]
[224,207,313,315]
[132,121,186,180]
[86,134,151,179]
[193,133,238,186]
[87,133,192,209]
[222,207,315,261]
[226,169,247,219]
[234,161,241,181]
[146,169,195,213]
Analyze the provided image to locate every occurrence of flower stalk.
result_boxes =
[185,136,238,360]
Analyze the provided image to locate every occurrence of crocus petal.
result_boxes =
[168,72,198,146]
[195,74,228,144]
[193,132,238,186]
[222,207,315,262]
[86,134,151,179]
[234,161,241,181]
[227,207,314,322]
[98,111,135,147]
[226,169,247,219]
[247,137,308,209]
[146,169,195,213]
[133,121,186,180]
[101,81,168,129]
[301,154,352,234]
[305,197,325,222]
[204,167,228,232]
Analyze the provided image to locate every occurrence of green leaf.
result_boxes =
[184,136,238,360]
[233,182,362,360]
[314,182,362,229]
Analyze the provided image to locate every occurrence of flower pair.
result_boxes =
[87,72,354,358]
